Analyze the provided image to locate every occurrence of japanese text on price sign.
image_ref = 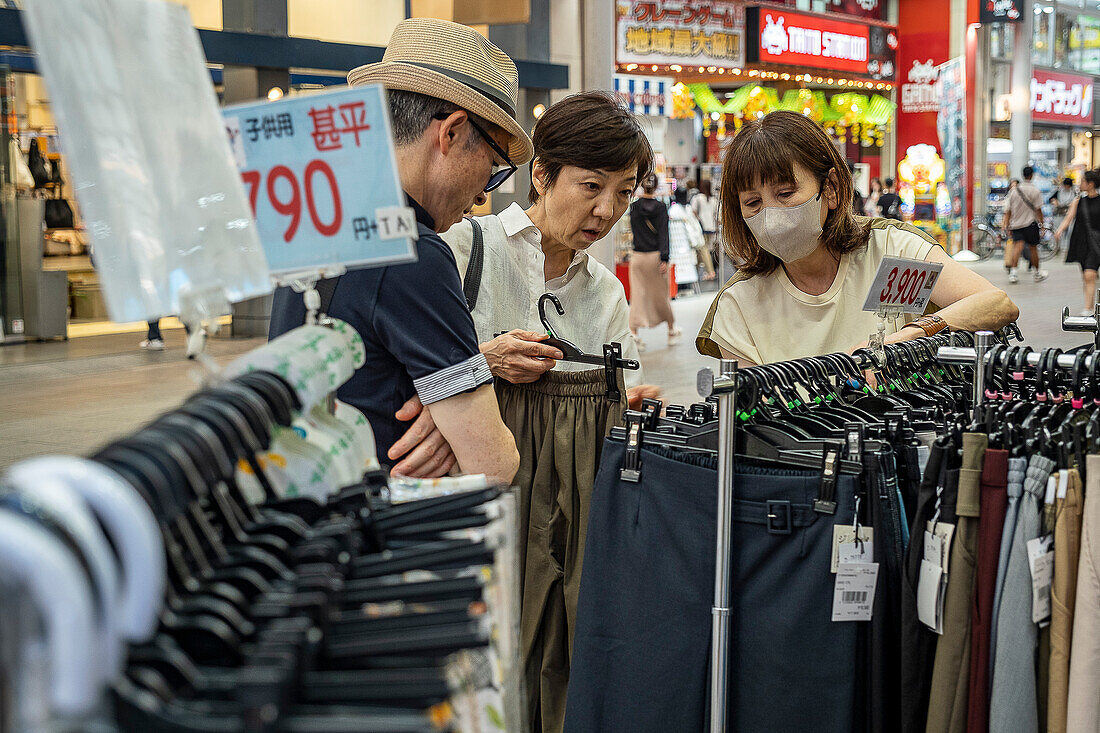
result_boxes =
[223,85,416,275]
[862,256,943,314]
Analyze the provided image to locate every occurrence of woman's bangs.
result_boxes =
[727,131,798,193]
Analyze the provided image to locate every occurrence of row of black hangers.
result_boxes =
[3,367,518,731]
[611,331,1010,486]
[972,343,1100,476]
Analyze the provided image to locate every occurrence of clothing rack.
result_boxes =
[1059,286,1100,350]
[697,360,738,733]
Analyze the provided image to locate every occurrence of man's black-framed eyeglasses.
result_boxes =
[432,111,516,192]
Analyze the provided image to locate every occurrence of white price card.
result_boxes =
[224,85,417,275]
[832,562,880,622]
[861,256,944,314]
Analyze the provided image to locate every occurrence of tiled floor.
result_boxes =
[0,329,263,468]
[0,257,1091,469]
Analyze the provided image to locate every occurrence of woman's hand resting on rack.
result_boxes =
[480,330,564,384]
[388,396,456,478]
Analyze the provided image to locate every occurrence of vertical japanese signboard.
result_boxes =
[616,0,745,69]
[936,57,967,227]
[223,86,416,275]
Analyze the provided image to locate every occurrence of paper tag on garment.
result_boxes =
[831,525,875,572]
[926,521,956,571]
[832,562,879,622]
[917,559,947,633]
[1058,471,1069,500]
[1028,534,1055,625]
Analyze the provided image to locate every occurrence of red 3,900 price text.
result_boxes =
[879,266,933,306]
[242,160,342,243]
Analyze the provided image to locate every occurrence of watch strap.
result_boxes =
[906,315,947,337]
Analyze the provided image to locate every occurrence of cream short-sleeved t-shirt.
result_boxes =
[697,218,939,365]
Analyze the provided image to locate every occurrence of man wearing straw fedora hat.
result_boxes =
[269,17,529,484]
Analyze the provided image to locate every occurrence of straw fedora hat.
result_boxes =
[348,18,534,165]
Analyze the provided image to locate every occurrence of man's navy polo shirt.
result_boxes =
[268,196,492,463]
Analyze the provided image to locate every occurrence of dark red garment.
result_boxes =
[966,448,1010,733]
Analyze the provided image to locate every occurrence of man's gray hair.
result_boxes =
[387,88,495,149]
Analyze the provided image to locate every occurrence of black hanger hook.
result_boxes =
[539,293,565,337]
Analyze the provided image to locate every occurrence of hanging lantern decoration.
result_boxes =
[670,82,697,119]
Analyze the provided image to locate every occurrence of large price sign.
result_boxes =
[223,85,416,275]
[862,256,943,313]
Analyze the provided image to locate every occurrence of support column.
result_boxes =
[583,0,615,271]
[1010,0,1033,178]
[972,25,990,222]
[223,0,289,337]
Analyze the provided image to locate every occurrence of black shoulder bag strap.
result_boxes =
[462,218,484,312]
[315,276,340,316]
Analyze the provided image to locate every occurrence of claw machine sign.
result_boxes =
[744,7,898,80]
[223,85,417,275]
[616,0,745,69]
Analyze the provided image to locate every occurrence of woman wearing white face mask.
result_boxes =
[696,111,1018,366]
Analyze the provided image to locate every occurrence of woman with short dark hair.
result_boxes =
[443,90,657,393]
[697,111,1018,365]
[1056,168,1100,315]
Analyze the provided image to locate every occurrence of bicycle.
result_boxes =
[970,213,1060,262]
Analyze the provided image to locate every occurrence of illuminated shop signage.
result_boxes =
[617,0,745,69]
[744,7,898,80]
[1031,69,1093,124]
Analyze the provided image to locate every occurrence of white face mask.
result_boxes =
[743,190,824,263]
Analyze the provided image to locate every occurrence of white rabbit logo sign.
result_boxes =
[762,14,788,56]
[908,60,937,85]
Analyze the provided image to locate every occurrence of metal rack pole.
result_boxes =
[972,331,995,408]
[938,345,1099,373]
[701,359,738,733]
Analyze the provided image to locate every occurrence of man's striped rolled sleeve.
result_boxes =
[413,353,493,405]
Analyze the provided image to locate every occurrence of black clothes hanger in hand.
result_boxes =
[537,293,640,369]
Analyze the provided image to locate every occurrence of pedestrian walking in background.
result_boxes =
[864,177,882,217]
[1049,176,1077,246]
[140,319,165,351]
[668,187,703,293]
[628,174,680,350]
[877,177,902,220]
[1002,165,1049,284]
[1057,168,1100,315]
[690,180,719,280]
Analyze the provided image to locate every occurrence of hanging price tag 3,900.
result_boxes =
[223,84,417,276]
[862,256,944,314]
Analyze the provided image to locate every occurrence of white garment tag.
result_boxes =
[926,521,956,571]
[1058,471,1069,500]
[831,525,875,572]
[924,530,944,565]
[1046,475,1058,506]
[1028,534,1055,625]
[917,559,947,633]
[832,562,879,622]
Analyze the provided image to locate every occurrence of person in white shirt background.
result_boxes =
[690,179,719,280]
[668,187,703,293]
